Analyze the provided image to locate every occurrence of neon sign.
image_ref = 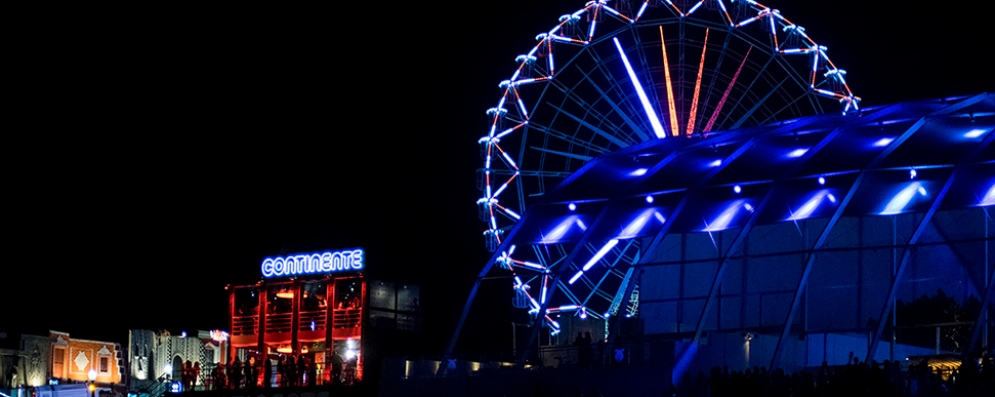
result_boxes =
[261,248,364,278]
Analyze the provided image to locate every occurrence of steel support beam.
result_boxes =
[517,205,614,368]
[445,208,534,366]
[967,257,995,358]
[768,102,911,368]
[865,116,995,362]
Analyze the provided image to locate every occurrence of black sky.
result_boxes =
[4,1,993,353]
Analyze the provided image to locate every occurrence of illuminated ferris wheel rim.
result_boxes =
[478,0,860,249]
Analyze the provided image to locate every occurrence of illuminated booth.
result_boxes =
[228,248,367,384]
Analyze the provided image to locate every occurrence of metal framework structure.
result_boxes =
[455,92,995,370]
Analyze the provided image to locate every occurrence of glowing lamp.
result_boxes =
[88,368,97,382]
[210,330,229,342]
[964,129,986,138]
[787,148,808,158]
[276,289,294,299]
[873,137,894,147]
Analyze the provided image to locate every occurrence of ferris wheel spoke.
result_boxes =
[491,169,575,179]
[575,64,652,142]
[544,78,642,148]
[527,121,613,155]
[717,52,777,129]
[730,77,786,130]
[613,37,668,139]
[757,89,818,126]
[697,31,736,132]
[546,103,632,149]
[530,146,593,162]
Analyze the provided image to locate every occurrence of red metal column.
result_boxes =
[291,279,300,357]
[228,285,235,365]
[258,284,268,358]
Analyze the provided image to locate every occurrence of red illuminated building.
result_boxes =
[227,248,368,385]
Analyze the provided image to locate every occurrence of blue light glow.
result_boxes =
[880,182,926,215]
[582,239,619,271]
[828,194,837,203]
[645,195,654,203]
[654,212,666,224]
[787,190,831,221]
[620,210,655,238]
[709,159,722,167]
[734,185,742,193]
[873,137,895,147]
[543,216,578,243]
[981,184,995,206]
[576,218,588,230]
[569,270,584,284]
[672,343,699,386]
[504,207,521,220]
[262,249,364,278]
[630,168,648,177]
[613,37,667,138]
[787,148,808,158]
[704,200,747,232]
[910,169,917,179]
[818,176,826,185]
[568,202,577,211]
[964,128,987,138]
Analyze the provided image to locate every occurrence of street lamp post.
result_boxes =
[87,368,97,397]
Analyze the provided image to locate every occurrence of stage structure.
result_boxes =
[456,0,994,375]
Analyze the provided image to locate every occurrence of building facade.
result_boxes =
[0,331,123,390]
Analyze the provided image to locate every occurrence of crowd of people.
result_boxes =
[180,353,354,391]
[669,355,994,397]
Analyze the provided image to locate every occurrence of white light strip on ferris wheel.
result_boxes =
[636,1,649,20]
[686,0,705,16]
[501,151,518,169]
[614,37,667,139]
[587,7,599,42]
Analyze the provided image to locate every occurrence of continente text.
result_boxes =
[261,249,364,278]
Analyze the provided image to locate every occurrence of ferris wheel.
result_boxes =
[474,0,858,337]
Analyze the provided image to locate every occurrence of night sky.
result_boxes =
[4,1,993,355]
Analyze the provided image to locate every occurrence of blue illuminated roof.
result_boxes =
[511,93,994,245]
